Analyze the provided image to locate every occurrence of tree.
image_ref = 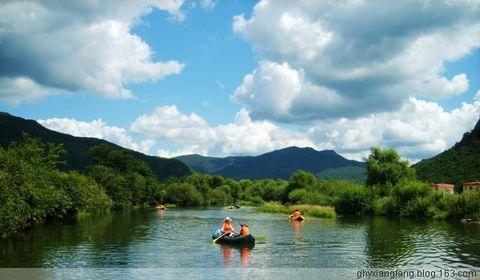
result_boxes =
[366,147,415,187]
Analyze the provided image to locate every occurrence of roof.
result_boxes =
[432,183,454,188]
[463,181,480,186]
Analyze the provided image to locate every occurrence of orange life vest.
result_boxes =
[292,210,301,218]
[222,221,232,232]
[240,225,250,236]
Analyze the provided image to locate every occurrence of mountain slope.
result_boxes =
[0,112,191,180]
[176,146,366,181]
[174,154,240,174]
[413,118,480,184]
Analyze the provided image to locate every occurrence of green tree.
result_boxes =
[366,147,415,187]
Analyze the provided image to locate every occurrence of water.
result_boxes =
[0,207,479,277]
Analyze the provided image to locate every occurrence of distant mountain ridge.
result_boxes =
[176,146,367,181]
[413,118,480,184]
[0,112,190,180]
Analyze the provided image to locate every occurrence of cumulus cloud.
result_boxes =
[232,0,480,122]
[38,94,480,161]
[130,106,315,156]
[130,105,216,145]
[38,118,155,154]
[0,0,187,104]
[309,97,480,162]
[128,97,480,161]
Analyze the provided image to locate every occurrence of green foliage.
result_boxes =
[257,202,336,218]
[440,192,480,220]
[333,184,373,215]
[165,183,204,207]
[0,112,191,180]
[176,147,366,181]
[0,137,111,238]
[316,166,367,183]
[413,119,480,185]
[373,179,439,218]
[366,147,416,186]
[287,171,317,193]
[87,144,161,208]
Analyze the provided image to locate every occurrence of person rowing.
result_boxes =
[289,209,304,220]
[221,217,238,237]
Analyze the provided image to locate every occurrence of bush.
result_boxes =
[0,137,113,238]
[334,184,373,215]
[443,192,480,220]
[165,183,204,207]
[288,188,309,204]
[257,202,336,218]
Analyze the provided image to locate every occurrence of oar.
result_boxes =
[254,234,266,240]
[212,232,229,244]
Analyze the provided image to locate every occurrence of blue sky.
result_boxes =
[0,0,479,161]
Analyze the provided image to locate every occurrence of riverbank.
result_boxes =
[257,202,336,218]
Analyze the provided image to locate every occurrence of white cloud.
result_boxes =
[130,106,315,156]
[130,97,480,160]
[38,94,480,161]
[0,0,187,104]
[232,0,480,122]
[38,118,155,154]
[200,0,216,10]
[130,105,216,145]
[0,77,58,105]
[309,97,480,161]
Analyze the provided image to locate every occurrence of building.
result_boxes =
[462,181,480,193]
[431,183,455,195]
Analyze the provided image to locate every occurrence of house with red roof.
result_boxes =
[431,183,455,195]
[462,181,480,193]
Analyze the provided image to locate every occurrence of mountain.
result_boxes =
[174,154,240,174]
[413,118,480,185]
[0,112,191,180]
[176,146,366,181]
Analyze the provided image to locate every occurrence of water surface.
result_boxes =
[1,207,479,271]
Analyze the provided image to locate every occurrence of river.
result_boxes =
[0,207,479,279]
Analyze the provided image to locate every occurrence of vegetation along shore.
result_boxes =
[1,132,480,239]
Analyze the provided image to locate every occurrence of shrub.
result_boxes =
[165,183,204,207]
[334,184,373,215]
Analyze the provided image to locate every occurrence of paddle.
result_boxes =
[254,234,266,240]
[212,231,229,244]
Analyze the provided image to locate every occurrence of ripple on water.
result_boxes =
[0,209,479,270]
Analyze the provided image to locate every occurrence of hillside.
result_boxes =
[413,118,480,184]
[176,146,366,181]
[174,154,240,174]
[0,112,191,180]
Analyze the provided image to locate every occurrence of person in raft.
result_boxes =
[221,217,238,236]
[238,224,250,236]
[289,209,302,219]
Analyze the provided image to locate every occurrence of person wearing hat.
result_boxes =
[221,217,237,236]
[238,224,250,236]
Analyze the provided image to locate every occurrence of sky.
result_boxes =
[0,0,479,163]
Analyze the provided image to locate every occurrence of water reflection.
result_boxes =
[1,208,479,270]
[364,217,480,268]
[220,244,254,267]
[0,210,153,267]
[240,247,251,266]
[221,245,233,266]
[291,220,303,234]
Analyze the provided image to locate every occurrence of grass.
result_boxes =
[257,202,336,218]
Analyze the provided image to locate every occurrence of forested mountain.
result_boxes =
[0,112,190,180]
[176,146,366,181]
[413,118,480,184]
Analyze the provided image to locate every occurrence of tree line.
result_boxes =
[1,137,479,238]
